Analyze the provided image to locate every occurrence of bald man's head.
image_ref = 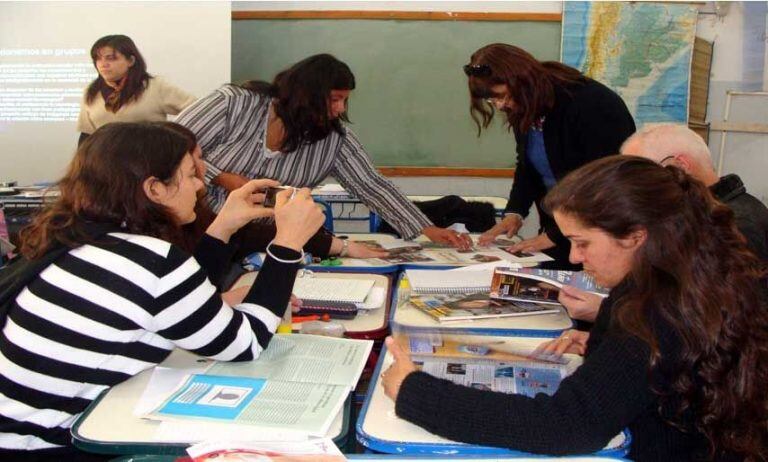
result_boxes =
[620,124,719,186]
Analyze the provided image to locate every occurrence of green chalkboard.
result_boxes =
[232,19,561,168]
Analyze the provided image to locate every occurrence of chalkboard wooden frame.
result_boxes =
[232,10,561,177]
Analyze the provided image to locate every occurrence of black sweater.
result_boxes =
[710,173,768,262]
[506,79,635,268]
[395,285,714,461]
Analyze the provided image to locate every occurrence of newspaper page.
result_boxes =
[148,374,347,436]
[415,356,566,397]
[206,335,372,390]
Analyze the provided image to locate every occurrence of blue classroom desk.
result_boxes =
[112,454,628,461]
[356,343,631,457]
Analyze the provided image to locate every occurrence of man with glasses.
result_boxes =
[620,123,767,262]
[556,123,767,327]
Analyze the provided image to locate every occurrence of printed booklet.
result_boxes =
[394,334,579,397]
[145,335,372,437]
[490,267,609,305]
[410,292,560,322]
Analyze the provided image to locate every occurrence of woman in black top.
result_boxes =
[383,156,768,460]
[467,43,635,268]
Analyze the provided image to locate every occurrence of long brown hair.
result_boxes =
[20,123,194,258]
[544,156,768,460]
[85,35,151,111]
[465,43,586,135]
[241,54,355,153]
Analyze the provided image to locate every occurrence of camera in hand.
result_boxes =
[263,186,290,208]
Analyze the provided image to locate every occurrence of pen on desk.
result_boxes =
[292,314,331,323]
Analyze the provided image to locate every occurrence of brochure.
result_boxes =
[410,293,561,322]
[490,267,609,305]
[186,438,345,462]
[394,334,577,396]
[144,335,373,437]
[150,375,347,436]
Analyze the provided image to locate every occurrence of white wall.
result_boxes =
[697,2,768,204]
[0,1,231,185]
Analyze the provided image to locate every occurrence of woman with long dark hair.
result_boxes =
[382,156,768,460]
[467,44,636,268]
[0,123,324,460]
[159,122,386,270]
[176,54,470,249]
[76,35,196,144]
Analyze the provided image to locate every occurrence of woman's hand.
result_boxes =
[290,294,302,313]
[207,179,280,243]
[504,233,554,253]
[345,240,389,259]
[478,214,523,246]
[422,226,473,251]
[381,337,417,402]
[558,285,602,322]
[213,172,250,192]
[534,329,590,357]
[273,188,326,251]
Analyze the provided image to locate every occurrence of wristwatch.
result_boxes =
[339,238,349,257]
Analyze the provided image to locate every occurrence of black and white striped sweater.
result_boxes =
[0,232,300,453]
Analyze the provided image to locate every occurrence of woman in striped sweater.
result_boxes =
[0,122,325,460]
[176,54,471,249]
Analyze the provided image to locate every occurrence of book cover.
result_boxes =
[410,293,560,322]
[490,267,609,304]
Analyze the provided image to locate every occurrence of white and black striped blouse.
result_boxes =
[0,232,299,453]
[175,85,433,239]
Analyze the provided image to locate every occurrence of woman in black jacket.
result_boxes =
[468,43,636,268]
[383,156,768,460]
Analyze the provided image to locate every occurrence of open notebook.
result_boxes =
[292,277,375,304]
[406,269,492,295]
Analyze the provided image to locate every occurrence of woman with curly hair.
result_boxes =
[383,156,767,460]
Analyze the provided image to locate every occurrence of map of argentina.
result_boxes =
[561,2,698,124]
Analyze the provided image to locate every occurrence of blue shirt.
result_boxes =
[525,118,557,190]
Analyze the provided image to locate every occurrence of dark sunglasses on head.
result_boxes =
[463,64,492,77]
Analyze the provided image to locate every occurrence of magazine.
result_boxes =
[144,335,373,437]
[186,438,345,462]
[410,293,561,322]
[393,334,576,395]
[490,267,609,305]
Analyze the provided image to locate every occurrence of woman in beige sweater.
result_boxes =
[76,35,196,144]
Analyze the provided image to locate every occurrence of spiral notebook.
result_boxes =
[292,277,375,304]
[405,269,492,295]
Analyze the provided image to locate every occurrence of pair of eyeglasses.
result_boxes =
[463,63,492,77]
[659,155,677,165]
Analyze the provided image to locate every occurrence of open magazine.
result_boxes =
[145,335,372,437]
[185,438,345,462]
[410,292,560,322]
[353,239,552,266]
[490,267,609,305]
[394,334,579,396]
